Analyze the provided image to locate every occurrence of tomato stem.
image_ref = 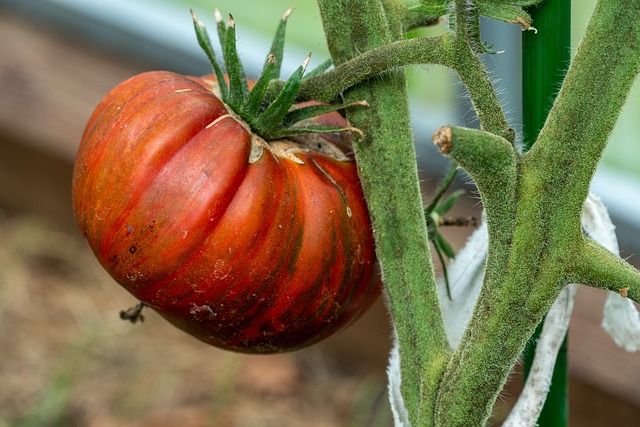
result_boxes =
[268,34,512,140]
[318,1,451,425]
[521,1,571,425]
[432,1,640,424]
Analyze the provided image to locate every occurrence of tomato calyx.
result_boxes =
[204,91,354,165]
[191,8,367,142]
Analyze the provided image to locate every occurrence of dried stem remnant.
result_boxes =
[433,126,452,154]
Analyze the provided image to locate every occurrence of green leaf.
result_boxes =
[191,10,228,99]
[424,163,458,215]
[433,240,453,300]
[435,189,465,216]
[435,231,456,259]
[427,211,439,240]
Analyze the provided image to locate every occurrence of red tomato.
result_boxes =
[72,71,380,353]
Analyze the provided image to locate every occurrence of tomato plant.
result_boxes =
[70,0,640,424]
[72,13,380,353]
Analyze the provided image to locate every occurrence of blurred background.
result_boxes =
[0,0,639,426]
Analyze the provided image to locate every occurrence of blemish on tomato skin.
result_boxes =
[190,303,217,319]
[355,244,364,264]
[213,259,231,279]
[129,245,137,254]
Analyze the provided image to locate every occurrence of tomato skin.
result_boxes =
[72,71,380,353]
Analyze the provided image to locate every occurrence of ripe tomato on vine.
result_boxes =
[72,9,380,353]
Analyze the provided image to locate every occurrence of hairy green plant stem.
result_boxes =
[525,0,640,220]
[270,34,511,139]
[312,0,640,425]
[521,1,571,424]
[434,0,640,425]
[316,1,449,425]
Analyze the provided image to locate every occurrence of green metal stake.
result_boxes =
[522,0,571,425]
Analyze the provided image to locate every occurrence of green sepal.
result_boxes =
[282,101,368,127]
[267,7,294,80]
[223,15,249,109]
[191,8,352,143]
[254,56,309,135]
[245,55,276,117]
[266,124,363,140]
[435,189,465,216]
[214,9,227,47]
[191,10,228,99]
[304,58,333,80]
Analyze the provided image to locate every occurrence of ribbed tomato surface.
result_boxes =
[72,71,380,353]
